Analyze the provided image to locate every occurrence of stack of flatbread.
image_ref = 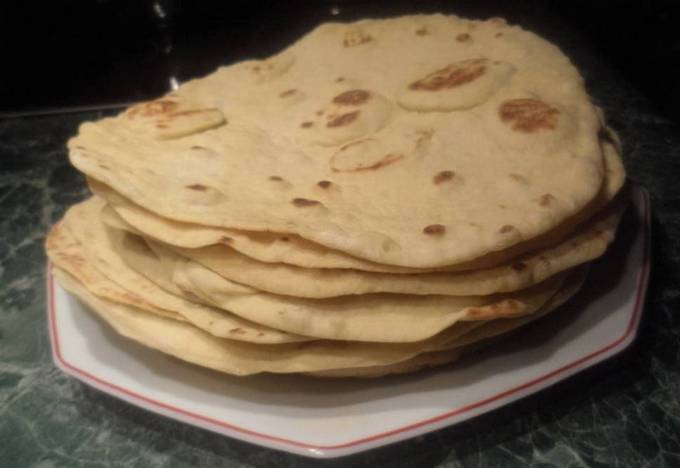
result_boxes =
[46,14,626,377]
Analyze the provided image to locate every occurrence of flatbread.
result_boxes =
[46,222,185,322]
[159,200,623,298]
[119,232,569,343]
[54,201,309,344]
[52,264,586,377]
[70,14,605,268]
[92,137,624,275]
[309,264,587,377]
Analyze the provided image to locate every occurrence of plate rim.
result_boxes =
[46,188,651,458]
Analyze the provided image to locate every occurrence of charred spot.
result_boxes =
[292,198,322,207]
[343,31,373,47]
[186,183,207,191]
[433,170,456,184]
[409,59,487,91]
[539,194,556,206]
[300,121,314,128]
[415,128,435,149]
[499,99,559,132]
[499,225,516,234]
[279,89,298,98]
[171,109,213,117]
[423,224,446,235]
[327,110,360,128]
[511,262,527,272]
[466,307,486,318]
[279,236,290,242]
[331,152,403,173]
[332,89,371,106]
[317,180,332,189]
[508,173,528,184]
[456,33,471,42]
[126,100,178,118]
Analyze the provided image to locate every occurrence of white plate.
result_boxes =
[47,188,650,459]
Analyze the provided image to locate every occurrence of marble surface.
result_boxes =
[2,21,680,468]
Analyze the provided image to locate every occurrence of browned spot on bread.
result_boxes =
[186,184,207,191]
[495,32,504,38]
[269,175,283,181]
[415,27,429,36]
[317,180,332,189]
[508,173,529,184]
[97,163,110,170]
[467,299,523,320]
[171,109,218,118]
[433,170,456,184]
[155,123,168,128]
[126,100,178,118]
[409,59,487,91]
[499,99,560,132]
[343,30,373,47]
[327,110,360,128]
[465,307,486,319]
[336,77,345,82]
[499,224,516,234]
[456,33,471,42]
[300,121,314,128]
[190,145,207,150]
[316,110,324,116]
[332,152,403,173]
[219,236,233,244]
[423,224,446,235]
[539,193,556,206]
[279,236,290,242]
[253,65,261,72]
[498,204,507,209]
[279,89,298,98]
[257,332,265,337]
[120,292,149,307]
[229,328,246,335]
[332,90,371,106]
[292,198,322,207]
[511,262,527,272]
[415,128,435,149]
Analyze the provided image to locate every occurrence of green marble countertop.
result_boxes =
[3,21,680,468]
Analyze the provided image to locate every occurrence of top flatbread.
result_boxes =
[69,14,605,268]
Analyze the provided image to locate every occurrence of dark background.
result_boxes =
[2,0,680,122]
